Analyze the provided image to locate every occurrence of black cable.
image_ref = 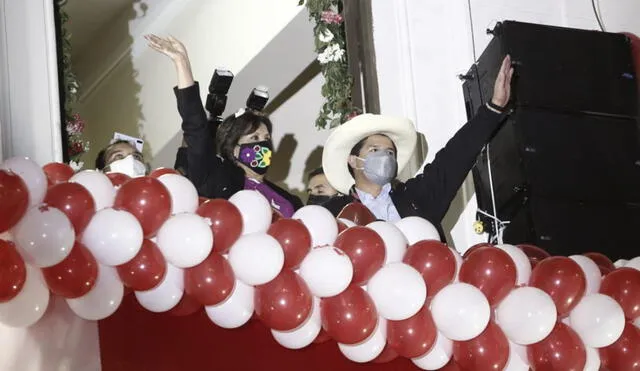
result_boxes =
[591,0,606,32]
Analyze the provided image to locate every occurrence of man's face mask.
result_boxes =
[236,140,273,175]
[307,194,333,206]
[105,155,147,178]
[356,150,397,186]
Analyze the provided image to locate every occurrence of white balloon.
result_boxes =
[570,255,602,294]
[367,263,426,320]
[0,157,47,207]
[430,282,490,341]
[496,244,531,285]
[298,245,353,298]
[449,247,463,282]
[67,265,123,320]
[366,221,408,265]
[229,190,271,235]
[394,216,440,244]
[69,170,115,210]
[292,205,339,247]
[495,287,557,345]
[156,213,212,268]
[584,347,601,371]
[0,265,49,327]
[272,297,322,349]
[338,218,357,228]
[157,173,198,214]
[81,208,143,266]
[504,341,530,371]
[411,331,453,370]
[625,257,640,271]
[227,233,283,286]
[12,205,74,267]
[205,279,254,329]
[614,259,629,268]
[569,293,625,348]
[135,263,183,313]
[338,317,387,363]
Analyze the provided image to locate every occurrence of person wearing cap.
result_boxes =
[322,56,514,241]
[146,34,303,217]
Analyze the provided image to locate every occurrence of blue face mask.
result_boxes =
[357,151,397,185]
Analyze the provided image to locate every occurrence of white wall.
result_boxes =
[372,0,640,253]
[0,0,63,164]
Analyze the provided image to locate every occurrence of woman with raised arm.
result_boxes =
[145,35,302,218]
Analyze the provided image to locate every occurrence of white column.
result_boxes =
[0,0,63,165]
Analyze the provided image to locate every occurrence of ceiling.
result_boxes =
[64,0,134,53]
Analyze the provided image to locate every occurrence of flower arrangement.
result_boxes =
[300,0,361,128]
[58,0,89,168]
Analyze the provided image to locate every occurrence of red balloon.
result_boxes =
[599,322,640,371]
[197,199,243,254]
[272,210,283,223]
[198,197,209,206]
[337,220,349,233]
[600,267,640,320]
[43,163,75,186]
[42,242,98,298]
[527,321,586,371]
[167,294,202,317]
[321,285,378,344]
[313,328,331,344]
[116,239,167,291]
[267,219,312,269]
[453,320,509,370]
[463,242,493,258]
[114,177,171,238]
[459,246,517,306]
[334,226,385,285]
[0,170,29,233]
[184,252,235,306]
[255,269,313,331]
[598,264,615,275]
[530,257,587,317]
[403,240,456,297]
[337,202,376,226]
[0,240,26,302]
[518,243,550,266]
[584,252,615,273]
[387,305,437,358]
[106,172,130,187]
[372,344,399,363]
[149,167,178,178]
[44,182,96,235]
[441,360,463,371]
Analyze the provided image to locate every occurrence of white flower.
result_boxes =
[70,87,77,94]
[69,160,84,171]
[318,29,334,43]
[317,43,345,65]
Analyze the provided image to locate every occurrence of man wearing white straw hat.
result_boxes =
[322,56,514,241]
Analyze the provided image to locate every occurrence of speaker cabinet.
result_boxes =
[465,21,640,258]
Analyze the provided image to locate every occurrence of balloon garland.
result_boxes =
[1,157,639,370]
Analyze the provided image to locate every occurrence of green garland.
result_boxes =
[301,0,361,129]
[57,0,89,166]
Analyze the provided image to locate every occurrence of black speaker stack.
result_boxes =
[463,21,640,260]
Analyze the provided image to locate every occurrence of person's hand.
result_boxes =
[491,55,514,108]
[145,34,188,63]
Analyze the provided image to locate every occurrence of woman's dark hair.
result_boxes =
[216,109,273,162]
[95,139,133,170]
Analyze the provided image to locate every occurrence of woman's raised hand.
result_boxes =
[145,34,188,62]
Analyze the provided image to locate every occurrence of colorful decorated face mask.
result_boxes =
[236,140,273,175]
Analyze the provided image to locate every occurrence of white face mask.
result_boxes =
[105,155,147,178]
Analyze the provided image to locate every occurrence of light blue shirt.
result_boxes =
[355,183,401,222]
